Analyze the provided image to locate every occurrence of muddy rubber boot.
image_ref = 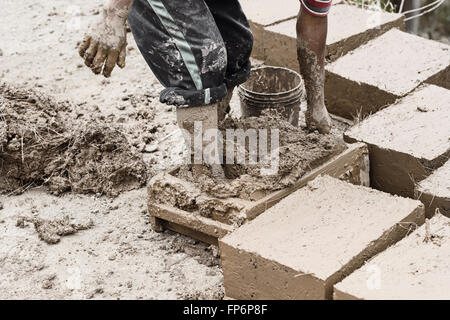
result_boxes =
[176,103,225,180]
[219,87,249,120]
[217,87,235,123]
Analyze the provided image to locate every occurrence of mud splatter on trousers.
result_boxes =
[128,0,254,107]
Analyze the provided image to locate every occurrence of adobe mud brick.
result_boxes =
[219,176,424,300]
[344,84,450,198]
[416,160,450,218]
[260,4,403,70]
[334,214,450,300]
[241,0,344,27]
[326,29,450,119]
[242,0,299,62]
[240,0,300,27]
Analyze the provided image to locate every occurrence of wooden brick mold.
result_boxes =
[147,143,369,245]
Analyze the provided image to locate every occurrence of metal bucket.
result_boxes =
[238,66,303,126]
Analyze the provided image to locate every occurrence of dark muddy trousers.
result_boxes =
[128,0,254,107]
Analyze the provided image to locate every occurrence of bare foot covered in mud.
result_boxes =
[305,103,332,134]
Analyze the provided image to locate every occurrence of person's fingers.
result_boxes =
[78,35,91,58]
[91,47,108,74]
[103,50,120,77]
[84,41,99,68]
[117,44,126,68]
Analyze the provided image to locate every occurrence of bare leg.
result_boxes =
[296,8,331,134]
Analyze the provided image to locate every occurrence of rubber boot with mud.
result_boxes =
[176,103,225,180]
[217,87,249,122]
[217,87,234,123]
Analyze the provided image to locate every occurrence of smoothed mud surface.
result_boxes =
[326,29,450,96]
[220,175,424,300]
[335,214,450,300]
[0,83,147,196]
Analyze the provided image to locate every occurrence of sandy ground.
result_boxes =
[0,0,221,300]
[0,0,348,299]
[0,188,223,300]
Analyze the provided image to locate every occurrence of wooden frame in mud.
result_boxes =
[147,142,369,245]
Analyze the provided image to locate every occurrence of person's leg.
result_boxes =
[296,2,332,134]
[128,0,228,175]
[128,0,229,107]
[205,0,254,120]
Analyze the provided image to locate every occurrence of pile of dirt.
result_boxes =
[0,82,147,196]
[177,111,347,200]
[16,216,94,244]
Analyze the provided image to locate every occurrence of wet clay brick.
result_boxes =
[260,4,403,70]
[244,0,345,62]
[344,84,450,198]
[334,214,450,300]
[241,0,344,27]
[219,176,424,300]
[240,0,300,27]
[326,29,450,119]
[416,160,450,218]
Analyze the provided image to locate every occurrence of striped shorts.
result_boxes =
[128,0,253,107]
[300,0,333,17]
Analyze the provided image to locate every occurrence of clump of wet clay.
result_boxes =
[16,216,94,244]
[0,82,147,196]
[149,173,246,225]
[150,111,346,224]
[177,111,346,200]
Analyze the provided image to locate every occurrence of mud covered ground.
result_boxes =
[0,83,147,196]
[0,0,349,299]
[0,0,221,300]
[0,189,223,299]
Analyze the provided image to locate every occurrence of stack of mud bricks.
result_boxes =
[242,0,404,70]
[241,0,449,120]
[224,1,450,300]
[415,160,450,218]
[219,176,425,300]
[344,84,450,203]
[325,29,450,119]
[334,213,450,300]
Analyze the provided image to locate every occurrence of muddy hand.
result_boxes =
[78,8,127,78]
